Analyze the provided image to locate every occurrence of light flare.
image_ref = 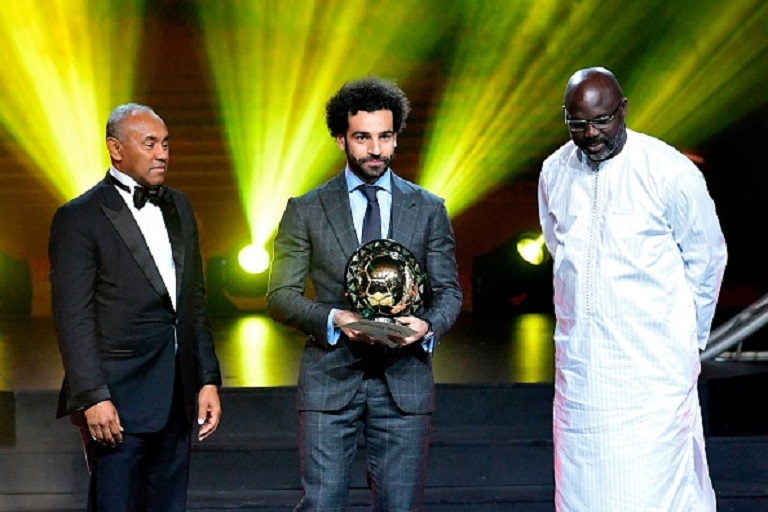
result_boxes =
[0,0,145,201]
[198,0,449,252]
[419,0,768,216]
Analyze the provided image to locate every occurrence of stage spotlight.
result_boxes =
[516,233,546,266]
[237,244,270,275]
[205,243,271,314]
[472,231,552,314]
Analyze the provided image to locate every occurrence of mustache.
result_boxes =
[358,155,391,164]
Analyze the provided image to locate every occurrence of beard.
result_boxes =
[345,146,395,182]
[580,124,627,162]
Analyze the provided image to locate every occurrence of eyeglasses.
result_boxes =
[563,100,624,132]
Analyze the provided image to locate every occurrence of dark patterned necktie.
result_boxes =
[358,184,382,245]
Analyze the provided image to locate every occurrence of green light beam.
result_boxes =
[624,0,768,147]
[419,1,666,216]
[0,0,145,201]
[198,0,449,252]
[419,0,768,217]
[510,314,554,383]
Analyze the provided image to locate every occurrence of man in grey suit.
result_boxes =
[267,76,462,511]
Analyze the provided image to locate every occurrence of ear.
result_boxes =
[334,134,346,151]
[393,134,398,148]
[106,137,122,162]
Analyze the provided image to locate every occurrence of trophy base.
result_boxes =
[339,318,417,348]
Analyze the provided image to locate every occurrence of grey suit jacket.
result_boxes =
[267,171,462,414]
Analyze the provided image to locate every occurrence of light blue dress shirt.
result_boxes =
[325,168,433,351]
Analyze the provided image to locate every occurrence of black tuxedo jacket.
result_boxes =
[49,173,221,433]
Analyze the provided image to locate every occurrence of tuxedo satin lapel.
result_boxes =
[390,174,418,247]
[159,194,184,304]
[320,173,359,259]
[101,202,170,305]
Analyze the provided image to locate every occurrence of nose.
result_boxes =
[154,145,169,160]
[369,137,381,156]
[583,122,601,137]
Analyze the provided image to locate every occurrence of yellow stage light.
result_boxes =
[225,315,289,387]
[197,0,450,251]
[1,0,764,245]
[0,0,145,202]
[517,234,546,266]
[509,314,555,384]
[623,1,768,147]
[418,0,768,216]
[237,244,270,275]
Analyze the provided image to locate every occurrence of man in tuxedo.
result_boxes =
[267,76,463,511]
[49,103,222,511]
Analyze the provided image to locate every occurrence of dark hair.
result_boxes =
[325,76,411,136]
[106,103,157,140]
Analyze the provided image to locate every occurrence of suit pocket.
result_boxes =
[101,348,139,358]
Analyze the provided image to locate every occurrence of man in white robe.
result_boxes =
[538,67,727,511]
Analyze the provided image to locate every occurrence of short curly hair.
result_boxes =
[325,76,411,136]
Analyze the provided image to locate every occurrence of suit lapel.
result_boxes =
[390,173,418,248]
[99,176,173,309]
[319,172,359,260]
[159,194,184,305]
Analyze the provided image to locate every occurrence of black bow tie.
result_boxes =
[109,175,166,209]
[132,185,165,209]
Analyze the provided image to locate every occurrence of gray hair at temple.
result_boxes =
[106,103,159,141]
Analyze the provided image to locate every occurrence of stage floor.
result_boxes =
[0,311,556,391]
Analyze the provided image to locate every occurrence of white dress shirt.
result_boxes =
[109,167,177,311]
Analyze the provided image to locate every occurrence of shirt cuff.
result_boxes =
[327,308,340,346]
[421,320,435,353]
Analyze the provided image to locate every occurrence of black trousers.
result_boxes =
[82,369,191,511]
